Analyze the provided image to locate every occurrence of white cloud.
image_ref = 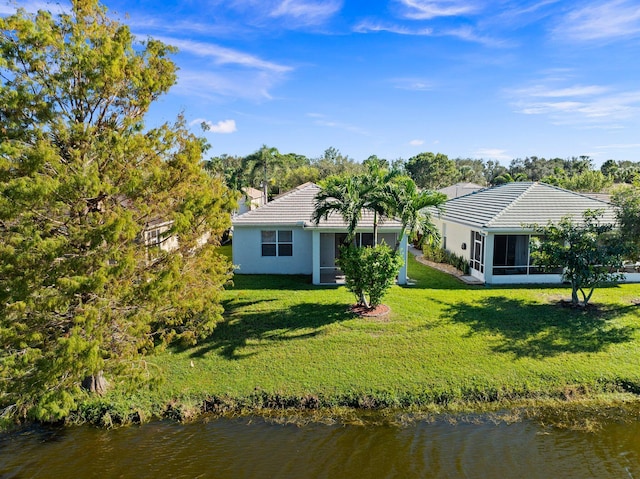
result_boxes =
[391,78,434,91]
[0,1,69,15]
[556,0,640,41]
[270,0,342,25]
[354,20,503,46]
[203,0,341,28]
[310,114,369,136]
[474,148,511,161]
[518,84,610,98]
[409,139,425,146]
[176,70,278,102]
[354,20,433,35]
[510,79,640,127]
[596,143,640,149]
[191,118,237,134]
[155,37,292,74]
[396,0,479,20]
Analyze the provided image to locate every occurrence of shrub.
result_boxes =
[422,245,470,274]
[337,244,404,308]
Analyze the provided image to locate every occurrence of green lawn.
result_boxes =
[132,251,640,418]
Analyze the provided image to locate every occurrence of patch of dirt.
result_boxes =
[349,304,390,318]
[557,299,605,313]
[414,255,464,277]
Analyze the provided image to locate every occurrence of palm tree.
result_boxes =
[361,156,402,244]
[243,144,282,204]
[312,175,365,244]
[386,176,447,251]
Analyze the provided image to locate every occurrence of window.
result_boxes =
[351,232,396,248]
[146,228,161,247]
[261,230,293,257]
[491,234,564,275]
[492,234,529,275]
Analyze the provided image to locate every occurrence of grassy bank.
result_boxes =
[78,249,640,427]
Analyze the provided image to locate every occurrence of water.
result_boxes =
[1,416,639,478]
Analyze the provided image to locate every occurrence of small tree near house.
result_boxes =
[337,243,403,310]
[530,210,625,308]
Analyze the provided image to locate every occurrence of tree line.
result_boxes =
[207,148,640,199]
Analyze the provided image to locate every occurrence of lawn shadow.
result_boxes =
[189,300,350,360]
[442,296,640,358]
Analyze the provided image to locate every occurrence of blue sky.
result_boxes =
[4,1,640,166]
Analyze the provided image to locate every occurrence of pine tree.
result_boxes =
[0,0,235,421]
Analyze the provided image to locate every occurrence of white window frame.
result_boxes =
[261,230,293,257]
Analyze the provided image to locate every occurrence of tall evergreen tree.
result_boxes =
[0,1,234,421]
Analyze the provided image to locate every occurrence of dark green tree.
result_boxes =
[612,185,640,258]
[454,158,487,185]
[530,211,624,307]
[204,154,246,192]
[0,0,234,421]
[312,147,363,178]
[406,152,457,189]
[559,170,612,192]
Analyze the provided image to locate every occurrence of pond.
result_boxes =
[1,414,639,478]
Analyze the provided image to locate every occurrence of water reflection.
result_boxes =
[1,416,639,478]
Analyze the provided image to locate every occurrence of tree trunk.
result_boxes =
[263,162,268,204]
[571,282,579,306]
[82,371,109,395]
[373,211,378,246]
[359,291,370,309]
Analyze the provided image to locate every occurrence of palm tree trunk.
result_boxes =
[373,211,378,245]
[262,162,268,203]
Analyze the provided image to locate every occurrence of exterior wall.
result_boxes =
[236,194,264,216]
[144,221,179,252]
[232,225,313,275]
[311,229,407,285]
[233,224,408,284]
[487,273,563,285]
[435,218,472,260]
[434,217,475,278]
[622,273,640,283]
[434,219,640,286]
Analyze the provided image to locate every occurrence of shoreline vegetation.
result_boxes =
[6,249,640,432]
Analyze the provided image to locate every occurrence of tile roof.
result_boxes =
[232,182,402,229]
[438,182,485,199]
[435,182,617,230]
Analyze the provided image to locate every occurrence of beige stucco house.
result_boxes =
[431,181,632,285]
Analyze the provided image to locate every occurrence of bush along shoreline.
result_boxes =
[54,379,640,432]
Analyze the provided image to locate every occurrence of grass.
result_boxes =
[86,248,640,426]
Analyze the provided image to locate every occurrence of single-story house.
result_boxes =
[438,182,485,199]
[232,182,409,285]
[144,219,179,252]
[431,181,636,285]
[143,218,210,261]
[234,186,265,217]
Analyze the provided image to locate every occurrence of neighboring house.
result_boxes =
[234,187,265,216]
[143,218,211,262]
[232,182,409,285]
[143,219,179,252]
[431,181,637,285]
[438,182,485,199]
